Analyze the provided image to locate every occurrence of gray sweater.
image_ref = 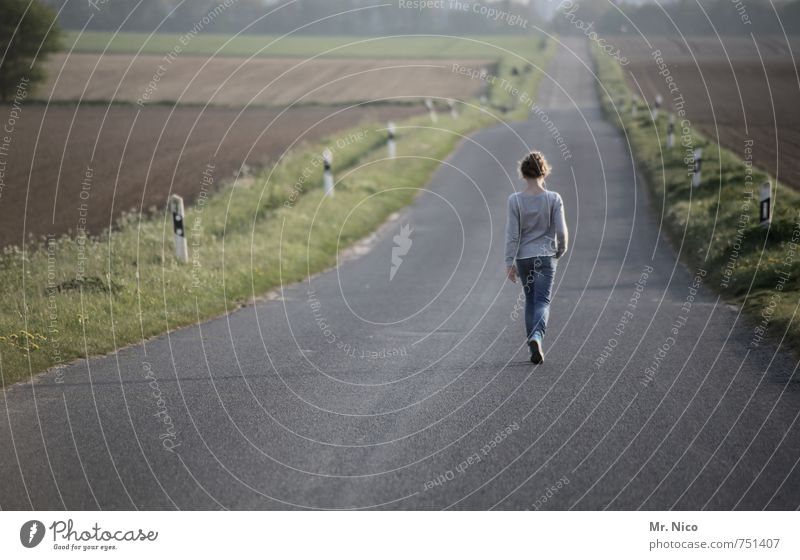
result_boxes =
[504,190,568,266]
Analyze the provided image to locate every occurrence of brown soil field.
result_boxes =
[612,36,800,190]
[36,53,493,106]
[0,103,422,247]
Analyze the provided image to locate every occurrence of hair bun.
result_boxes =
[520,151,551,180]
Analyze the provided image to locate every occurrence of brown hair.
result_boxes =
[519,151,551,180]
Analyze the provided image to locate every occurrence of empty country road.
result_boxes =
[2,39,799,511]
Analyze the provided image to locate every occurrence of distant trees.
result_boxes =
[37,0,800,37]
[0,0,61,102]
[41,0,538,35]
[552,0,800,36]
[42,0,176,33]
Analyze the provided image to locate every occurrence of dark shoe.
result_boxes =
[529,337,544,364]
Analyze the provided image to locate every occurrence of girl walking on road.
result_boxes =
[505,151,569,364]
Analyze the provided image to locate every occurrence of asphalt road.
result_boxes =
[2,40,799,511]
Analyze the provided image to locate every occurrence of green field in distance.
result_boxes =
[63,31,543,60]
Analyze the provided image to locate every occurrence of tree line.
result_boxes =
[551,0,800,36]
[42,0,538,35]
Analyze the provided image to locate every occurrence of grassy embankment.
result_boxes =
[0,37,555,385]
[591,44,800,358]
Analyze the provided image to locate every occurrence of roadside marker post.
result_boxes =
[652,94,662,120]
[631,95,638,117]
[387,121,397,159]
[667,115,675,148]
[323,148,334,197]
[692,147,703,188]
[170,194,188,263]
[425,98,438,123]
[480,95,487,108]
[448,99,458,119]
[760,181,772,228]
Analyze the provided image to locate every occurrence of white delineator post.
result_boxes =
[631,95,638,117]
[170,194,188,263]
[323,148,334,197]
[480,95,488,108]
[760,181,772,228]
[667,115,675,148]
[692,147,703,188]
[425,98,438,123]
[448,99,458,119]
[387,121,396,159]
[652,94,662,120]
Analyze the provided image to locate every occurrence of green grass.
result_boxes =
[591,44,800,359]
[64,31,548,60]
[0,37,552,386]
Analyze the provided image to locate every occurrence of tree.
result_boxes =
[0,0,61,102]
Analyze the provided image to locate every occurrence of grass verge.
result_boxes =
[590,44,800,360]
[0,38,553,386]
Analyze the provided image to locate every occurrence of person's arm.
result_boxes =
[554,194,569,258]
[505,195,520,282]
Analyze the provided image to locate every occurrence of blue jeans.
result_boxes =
[516,256,557,342]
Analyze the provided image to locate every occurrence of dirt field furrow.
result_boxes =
[614,36,800,191]
[0,104,422,247]
[36,53,494,107]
